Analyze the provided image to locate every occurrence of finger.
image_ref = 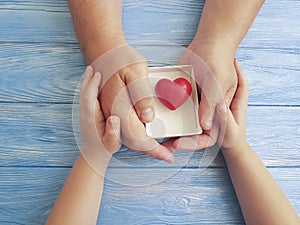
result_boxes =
[145,145,175,163]
[174,135,203,150]
[84,72,104,123]
[198,94,214,130]
[235,59,249,103]
[224,84,237,106]
[198,72,225,131]
[215,103,229,146]
[173,117,220,151]
[85,72,102,102]
[123,63,155,123]
[161,138,178,153]
[124,109,175,163]
[205,121,219,148]
[102,116,122,153]
[215,103,237,147]
[215,103,227,127]
[173,134,210,150]
[81,65,94,93]
[111,86,174,163]
[231,59,249,124]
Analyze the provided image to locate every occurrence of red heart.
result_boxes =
[155,77,192,110]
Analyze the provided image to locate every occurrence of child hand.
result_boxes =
[216,59,249,152]
[79,66,121,175]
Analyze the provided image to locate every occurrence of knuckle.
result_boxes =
[135,97,154,108]
[117,62,148,81]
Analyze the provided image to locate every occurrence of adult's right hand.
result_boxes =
[68,0,174,162]
[95,46,175,163]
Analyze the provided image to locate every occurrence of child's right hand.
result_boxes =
[216,59,249,152]
[80,66,121,175]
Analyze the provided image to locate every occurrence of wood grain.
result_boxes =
[0,167,299,225]
[0,103,299,167]
[0,0,299,224]
[0,42,299,104]
[0,1,299,104]
[0,0,299,48]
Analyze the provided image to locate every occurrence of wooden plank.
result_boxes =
[0,43,84,103]
[0,167,299,225]
[0,0,77,44]
[0,0,299,49]
[0,1,298,225]
[0,0,299,104]
[0,103,299,167]
[0,42,299,104]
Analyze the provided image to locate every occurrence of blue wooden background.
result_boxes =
[0,0,299,224]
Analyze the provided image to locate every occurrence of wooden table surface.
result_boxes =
[0,0,299,224]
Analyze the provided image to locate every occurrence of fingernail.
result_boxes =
[94,72,100,78]
[204,117,213,129]
[110,116,120,128]
[218,104,227,113]
[86,65,92,72]
[140,108,154,121]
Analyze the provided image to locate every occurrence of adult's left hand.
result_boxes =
[165,41,238,150]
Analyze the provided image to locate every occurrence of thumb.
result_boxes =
[198,73,224,131]
[125,63,155,123]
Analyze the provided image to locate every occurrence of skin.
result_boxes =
[46,63,299,224]
[68,0,174,162]
[217,60,299,225]
[45,67,121,225]
[68,0,265,160]
[171,0,266,151]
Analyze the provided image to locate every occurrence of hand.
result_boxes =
[80,66,122,175]
[96,46,175,163]
[165,41,238,150]
[69,0,174,163]
[216,59,249,152]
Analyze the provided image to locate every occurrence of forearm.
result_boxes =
[45,154,109,225]
[68,0,126,63]
[222,144,299,225]
[193,0,264,60]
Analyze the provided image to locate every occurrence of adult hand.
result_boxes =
[165,0,264,151]
[68,0,174,163]
[170,41,238,150]
[95,45,175,163]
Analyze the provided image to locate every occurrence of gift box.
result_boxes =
[146,65,202,138]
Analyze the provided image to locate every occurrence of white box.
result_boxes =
[145,65,202,138]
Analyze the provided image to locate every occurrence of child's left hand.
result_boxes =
[79,66,121,175]
[215,59,249,152]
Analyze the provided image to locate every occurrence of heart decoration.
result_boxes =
[155,77,192,110]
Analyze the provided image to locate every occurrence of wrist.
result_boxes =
[189,36,236,66]
[80,147,112,177]
[82,32,127,64]
[221,140,251,160]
